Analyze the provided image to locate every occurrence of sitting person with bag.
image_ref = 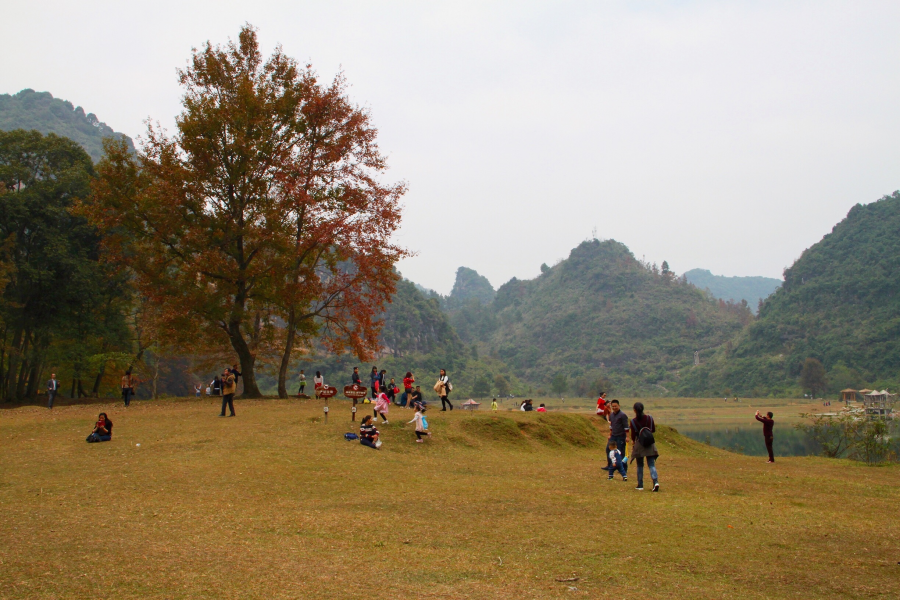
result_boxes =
[359,415,382,450]
[86,413,113,443]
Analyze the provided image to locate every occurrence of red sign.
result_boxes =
[343,384,367,399]
[318,385,338,399]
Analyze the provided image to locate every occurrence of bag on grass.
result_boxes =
[86,433,98,443]
[344,433,359,441]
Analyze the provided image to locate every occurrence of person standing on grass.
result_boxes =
[121,370,136,407]
[630,402,660,492]
[606,440,627,481]
[313,371,324,399]
[491,397,498,411]
[211,375,222,396]
[607,399,629,473]
[402,372,415,407]
[409,405,431,442]
[437,369,452,411]
[219,369,236,417]
[298,370,306,396]
[352,367,362,386]
[755,410,775,463]
[47,373,60,409]
[359,415,382,449]
[374,391,390,424]
[386,377,398,404]
[195,383,202,397]
[369,366,379,399]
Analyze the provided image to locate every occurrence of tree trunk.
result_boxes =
[277,307,296,399]
[77,379,89,398]
[227,321,262,398]
[25,360,41,399]
[6,326,23,401]
[15,331,31,401]
[91,362,106,397]
[152,354,160,399]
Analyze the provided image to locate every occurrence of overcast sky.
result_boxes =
[4,1,899,294]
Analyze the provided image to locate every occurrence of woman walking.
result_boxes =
[629,402,660,492]
[313,371,324,399]
[402,372,415,407]
[437,369,452,411]
[374,391,390,424]
[408,406,431,442]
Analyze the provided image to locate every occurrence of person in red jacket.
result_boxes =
[755,410,775,463]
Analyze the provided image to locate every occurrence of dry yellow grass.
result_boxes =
[1,397,898,599]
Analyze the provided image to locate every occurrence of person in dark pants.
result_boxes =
[47,373,60,409]
[630,402,660,492]
[359,415,381,449]
[438,369,452,411]
[352,367,362,385]
[369,366,379,400]
[121,370,135,407]
[755,410,775,463]
[219,369,236,417]
[607,399,629,473]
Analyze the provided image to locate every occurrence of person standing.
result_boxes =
[121,370,135,407]
[211,375,222,396]
[386,377,398,404]
[313,371,324,399]
[219,369,236,417]
[438,369,452,411]
[630,402,660,492]
[352,367,362,386]
[402,372,415,407]
[298,370,306,396]
[491,397,498,411]
[194,383,202,397]
[607,399,629,473]
[47,373,60,409]
[755,410,775,463]
[369,366,379,400]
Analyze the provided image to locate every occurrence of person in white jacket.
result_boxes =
[408,407,431,443]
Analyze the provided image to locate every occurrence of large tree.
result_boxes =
[87,26,406,397]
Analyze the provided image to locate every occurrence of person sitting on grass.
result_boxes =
[606,440,627,481]
[409,406,431,443]
[359,415,382,450]
[536,403,547,412]
[374,392,390,424]
[410,386,425,411]
[86,413,113,443]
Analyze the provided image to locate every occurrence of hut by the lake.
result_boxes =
[461,399,481,410]
[862,390,894,419]
[840,389,858,402]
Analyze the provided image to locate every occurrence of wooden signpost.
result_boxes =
[318,386,337,422]
[344,384,367,421]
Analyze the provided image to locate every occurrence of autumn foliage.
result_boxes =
[85,25,408,397]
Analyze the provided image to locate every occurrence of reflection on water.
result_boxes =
[679,426,821,457]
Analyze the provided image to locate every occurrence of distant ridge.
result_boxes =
[0,89,134,162]
[684,269,781,313]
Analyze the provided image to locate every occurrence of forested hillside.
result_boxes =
[0,89,134,162]
[449,267,495,304]
[682,191,900,397]
[684,269,781,313]
[445,239,752,396]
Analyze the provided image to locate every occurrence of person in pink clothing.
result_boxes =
[536,403,547,412]
[374,392,390,424]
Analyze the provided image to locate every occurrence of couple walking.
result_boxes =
[603,399,660,492]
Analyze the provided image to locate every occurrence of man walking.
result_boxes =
[755,410,775,463]
[220,368,236,417]
[607,399,629,473]
[47,373,60,409]
[121,370,135,407]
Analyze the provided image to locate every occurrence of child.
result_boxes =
[409,406,431,443]
[607,440,627,481]
[491,397,498,411]
[536,403,547,412]
[360,415,382,449]
[298,370,306,396]
[374,392,390,424]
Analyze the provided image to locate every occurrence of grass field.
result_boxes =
[2,396,899,599]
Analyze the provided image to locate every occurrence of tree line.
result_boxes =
[0,25,407,402]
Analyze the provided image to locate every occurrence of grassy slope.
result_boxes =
[1,399,898,599]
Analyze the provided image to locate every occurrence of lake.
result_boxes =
[678,425,822,457]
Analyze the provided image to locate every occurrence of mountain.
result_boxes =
[0,89,134,162]
[684,269,781,313]
[681,191,900,397]
[447,239,753,396]
[449,267,495,304]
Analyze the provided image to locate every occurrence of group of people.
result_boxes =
[596,394,661,492]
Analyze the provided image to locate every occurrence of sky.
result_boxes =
[3,1,899,294]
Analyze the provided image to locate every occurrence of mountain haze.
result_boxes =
[0,89,134,162]
[684,269,781,313]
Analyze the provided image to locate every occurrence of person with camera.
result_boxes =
[219,368,236,417]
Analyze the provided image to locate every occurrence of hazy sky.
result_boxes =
[4,1,899,294]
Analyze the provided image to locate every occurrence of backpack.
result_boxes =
[344,433,359,441]
[632,417,655,447]
[421,415,429,429]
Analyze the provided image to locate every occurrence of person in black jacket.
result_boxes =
[352,367,362,385]
[359,416,381,450]
[755,410,775,463]
[87,413,113,442]
[47,373,60,409]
